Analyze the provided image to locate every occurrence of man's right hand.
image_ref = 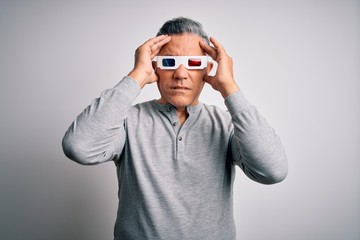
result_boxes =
[128,35,171,88]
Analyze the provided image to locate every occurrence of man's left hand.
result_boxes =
[200,37,240,98]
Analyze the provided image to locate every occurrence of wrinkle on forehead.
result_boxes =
[158,33,205,56]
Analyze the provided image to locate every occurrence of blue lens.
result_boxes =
[162,58,175,67]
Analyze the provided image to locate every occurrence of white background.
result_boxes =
[0,0,359,239]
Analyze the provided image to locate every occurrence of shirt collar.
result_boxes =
[150,100,203,113]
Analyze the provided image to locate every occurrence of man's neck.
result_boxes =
[175,107,188,126]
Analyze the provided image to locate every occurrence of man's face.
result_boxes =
[155,33,212,108]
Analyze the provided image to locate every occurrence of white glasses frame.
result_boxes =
[156,56,208,70]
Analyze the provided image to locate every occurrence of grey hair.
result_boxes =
[156,17,210,44]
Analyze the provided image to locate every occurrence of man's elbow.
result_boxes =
[262,166,288,184]
[262,155,288,184]
[62,135,94,165]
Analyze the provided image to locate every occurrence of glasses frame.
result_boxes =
[156,56,208,70]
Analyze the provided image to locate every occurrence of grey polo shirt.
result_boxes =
[62,76,288,240]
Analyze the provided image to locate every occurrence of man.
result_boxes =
[62,17,288,240]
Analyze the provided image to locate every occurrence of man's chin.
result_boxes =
[158,95,199,108]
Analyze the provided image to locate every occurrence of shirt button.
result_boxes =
[178,136,182,141]
[172,122,177,126]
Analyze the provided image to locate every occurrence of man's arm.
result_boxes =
[62,77,140,165]
[200,37,288,184]
[62,35,171,165]
[225,92,288,184]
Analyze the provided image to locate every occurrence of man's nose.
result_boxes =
[174,64,188,80]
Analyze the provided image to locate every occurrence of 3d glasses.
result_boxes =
[156,56,208,70]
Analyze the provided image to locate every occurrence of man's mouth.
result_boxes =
[172,86,191,90]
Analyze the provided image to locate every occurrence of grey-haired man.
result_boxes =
[62,17,288,240]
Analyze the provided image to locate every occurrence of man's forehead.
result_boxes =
[158,33,204,55]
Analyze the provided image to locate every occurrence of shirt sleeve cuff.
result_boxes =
[224,91,252,117]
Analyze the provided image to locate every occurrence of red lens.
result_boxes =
[188,58,202,66]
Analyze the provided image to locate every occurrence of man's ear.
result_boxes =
[152,61,160,81]
[206,61,214,76]
[152,61,157,71]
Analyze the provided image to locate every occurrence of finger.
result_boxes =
[140,35,170,54]
[144,34,170,46]
[199,40,218,61]
[151,35,171,50]
[209,37,226,53]
[209,37,229,62]
[150,36,171,58]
